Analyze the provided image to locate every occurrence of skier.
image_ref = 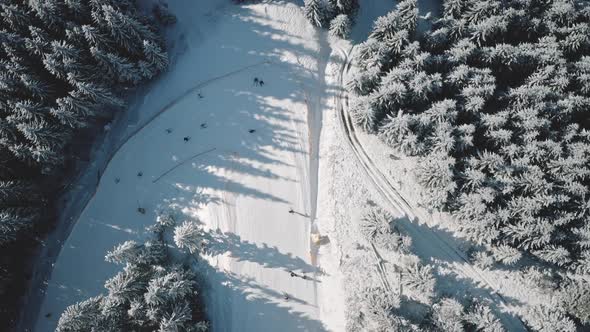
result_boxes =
[166,128,173,134]
[198,91,204,98]
[184,136,191,142]
[248,129,256,133]
[283,292,290,300]
[253,77,259,86]
[137,171,143,177]
[288,208,295,214]
[259,80,264,86]
[301,275,308,280]
[200,123,207,129]
[289,271,296,277]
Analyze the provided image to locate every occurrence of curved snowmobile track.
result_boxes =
[335,47,528,331]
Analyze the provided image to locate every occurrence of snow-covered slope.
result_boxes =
[34,1,345,331]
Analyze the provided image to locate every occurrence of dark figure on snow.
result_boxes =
[301,275,308,280]
[259,80,264,86]
[200,123,207,129]
[115,177,120,184]
[290,271,296,277]
[248,129,256,133]
[166,128,173,134]
[137,171,143,177]
[253,77,259,86]
[198,92,204,98]
[184,136,191,142]
[289,208,295,214]
[283,293,290,300]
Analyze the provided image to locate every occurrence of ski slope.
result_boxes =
[34,1,344,331]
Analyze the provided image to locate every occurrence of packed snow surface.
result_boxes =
[35,1,346,331]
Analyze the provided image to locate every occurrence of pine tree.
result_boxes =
[490,245,522,266]
[16,120,70,151]
[432,298,465,332]
[329,14,351,38]
[304,0,326,28]
[0,207,41,245]
[465,303,505,332]
[402,263,436,304]
[524,305,576,332]
[142,40,168,74]
[68,73,124,107]
[56,296,104,332]
[173,221,203,254]
[358,207,392,241]
[555,280,590,325]
[532,245,571,267]
[100,5,157,53]
[105,269,145,303]
[328,0,358,16]
[1,4,31,33]
[90,47,139,84]
[414,152,456,208]
[349,95,375,132]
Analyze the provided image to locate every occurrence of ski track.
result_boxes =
[32,2,342,332]
[337,47,529,331]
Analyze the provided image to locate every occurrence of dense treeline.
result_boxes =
[57,213,208,332]
[348,0,590,329]
[346,207,506,331]
[0,0,167,327]
[349,0,590,275]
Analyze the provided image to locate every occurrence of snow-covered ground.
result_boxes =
[29,1,534,332]
[34,1,349,331]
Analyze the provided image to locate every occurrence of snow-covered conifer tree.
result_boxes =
[432,298,465,332]
[465,303,505,332]
[174,220,203,254]
[349,95,376,132]
[56,296,104,332]
[329,14,351,38]
[524,305,576,332]
[490,245,522,265]
[304,0,326,28]
[142,40,168,73]
[401,263,436,304]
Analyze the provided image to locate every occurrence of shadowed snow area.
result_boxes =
[35,1,343,331]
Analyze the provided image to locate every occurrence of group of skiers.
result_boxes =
[253,77,265,86]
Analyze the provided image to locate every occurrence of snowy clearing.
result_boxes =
[35,1,345,331]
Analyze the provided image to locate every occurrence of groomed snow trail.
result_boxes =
[34,2,344,331]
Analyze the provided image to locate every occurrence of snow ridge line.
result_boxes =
[336,49,528,330]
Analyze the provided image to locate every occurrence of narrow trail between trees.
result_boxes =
[336,47,528,331]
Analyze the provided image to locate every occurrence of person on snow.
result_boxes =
[283,292,290,300]
[289,208,295,214]
[259,80,265,86]
[253,77,259,86]
[184,136,191,142]
[289,271,296,277]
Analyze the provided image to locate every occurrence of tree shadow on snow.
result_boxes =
[202,228,316,273]
[194,259,328,332]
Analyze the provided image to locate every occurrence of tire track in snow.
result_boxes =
[335,47,528,331]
